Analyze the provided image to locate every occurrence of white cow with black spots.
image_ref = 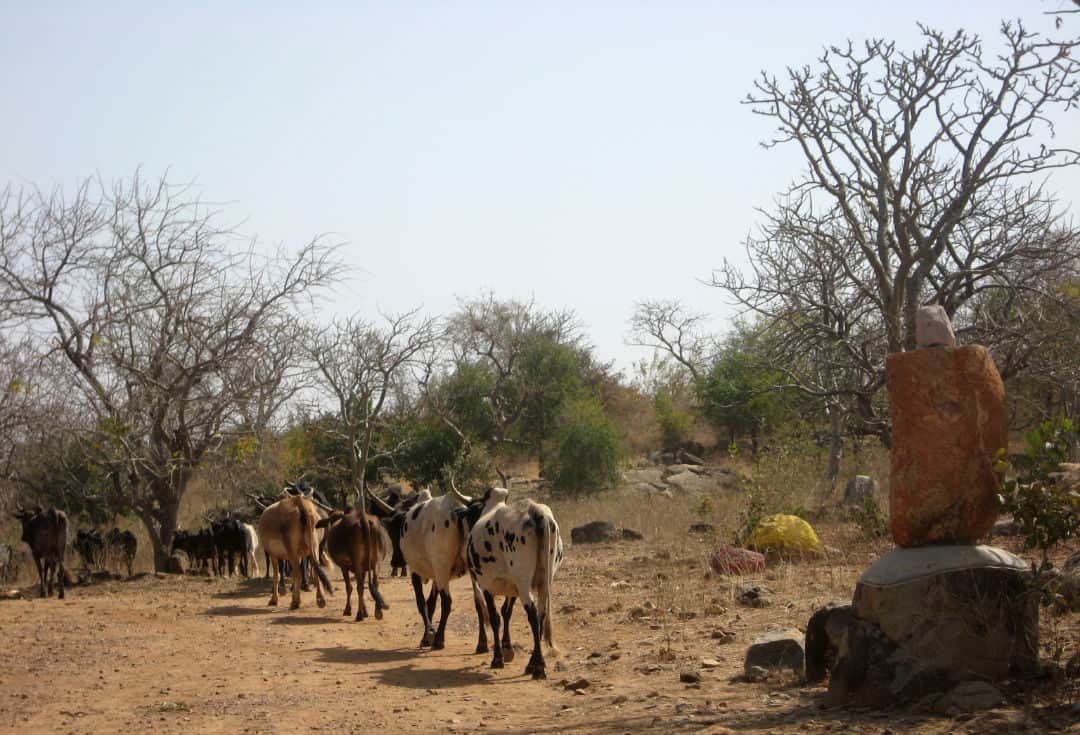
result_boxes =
[393,488,484,651]
[459,486,564,679]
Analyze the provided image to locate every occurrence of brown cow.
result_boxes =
[318,508,392,621]
[12,505,69,599]
[257,495,333,610]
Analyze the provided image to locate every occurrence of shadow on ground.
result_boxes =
[374,662,500,690]
[211,578,272,600]
[308,646,420,666]
[204,604,274,617]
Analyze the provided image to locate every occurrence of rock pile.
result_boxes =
[808,307,1037,706]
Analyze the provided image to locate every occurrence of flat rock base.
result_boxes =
[822,545,1038,707]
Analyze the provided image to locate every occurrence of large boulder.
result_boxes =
[886,345,1007,546]
[855,546,1037,677]
[824,545,1037,707]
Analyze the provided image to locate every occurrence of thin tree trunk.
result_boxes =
[825,407,843,486]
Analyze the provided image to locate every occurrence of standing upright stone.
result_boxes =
[886,345,1007,546]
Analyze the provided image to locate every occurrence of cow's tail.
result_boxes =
[373,520,392,564]
[530,505,559,656]
[300,504,334,595]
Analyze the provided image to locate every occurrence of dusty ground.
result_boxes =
[1,515,1077,735]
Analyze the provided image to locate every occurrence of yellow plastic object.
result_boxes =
[747,514,822,553]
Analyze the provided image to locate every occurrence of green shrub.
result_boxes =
[654,389,693,451]
[543,398,624,495]
[997,418,1080,577]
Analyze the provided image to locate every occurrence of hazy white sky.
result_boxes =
[2,2,1076,374]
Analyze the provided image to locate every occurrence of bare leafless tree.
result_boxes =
[713,21,1080,441]
[626,299,714,382]
[306,309,440,509]
[0,172,344,569]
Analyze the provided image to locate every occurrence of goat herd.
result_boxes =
[8,480,566,680]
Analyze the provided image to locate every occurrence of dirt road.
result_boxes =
[0,534,1075,734]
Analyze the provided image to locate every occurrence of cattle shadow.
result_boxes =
[307,646,418,666]
[204,604,274,617]
[269,612,338,626]
[374,662,501,690]
[211,578,272,600]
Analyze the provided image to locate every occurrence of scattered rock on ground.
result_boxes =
[842,475,877,507]
[621,528,643,541]
[679,670,701,683]
[571,521,618,544]
[688,523,715,534]
[735,584,773,608]
[710,547,766,575]
[747,514,822,555]
[929,681,1004,715]
[743,629,805,679]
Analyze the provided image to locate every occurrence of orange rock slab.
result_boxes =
[886,345,1007,546]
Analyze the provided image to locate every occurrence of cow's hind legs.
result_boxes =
[522,601,546,679]
[484,592,504,669]
[368,569,388,620]
[501,597,515,661]
[342,568,353,617]
[432,587,451,650]
[411,573,435,647]
[473,587,489,654]
[268,557,280,607]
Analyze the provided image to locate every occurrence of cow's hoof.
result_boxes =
[432,639,445,651]
[268,598,277,607]
[475,643,489,655]
[290,601,300,611]
[502,646,515,662]
[316,598,326,609]
[343,607,351,617]
[420,631,434,648]
[490,658,504,669]
[531,668,547,680]
[374,607,383,620]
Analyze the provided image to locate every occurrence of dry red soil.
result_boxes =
[1,525,1077,735]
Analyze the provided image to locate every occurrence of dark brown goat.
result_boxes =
[318,509,391,621]
[12,506,69,599]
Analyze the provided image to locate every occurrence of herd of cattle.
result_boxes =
[7,480,566,679]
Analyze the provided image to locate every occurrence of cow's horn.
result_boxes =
[368,490,395,514]
[448,475,472,504]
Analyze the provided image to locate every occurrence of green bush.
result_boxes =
[543,398,624,495]
[997,418,1080,576]
[654,389,693,450]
